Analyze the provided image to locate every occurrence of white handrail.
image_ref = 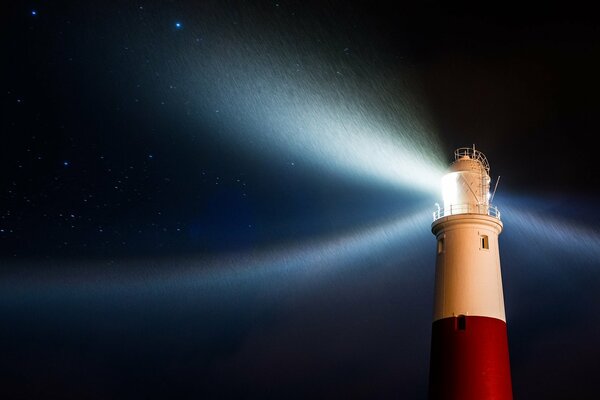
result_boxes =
[433,204,501,221]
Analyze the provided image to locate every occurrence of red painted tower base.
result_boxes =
[428,316,512,400]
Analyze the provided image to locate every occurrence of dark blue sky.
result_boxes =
[2,1,599,399]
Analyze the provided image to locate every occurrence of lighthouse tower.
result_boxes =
[428,146,512,400]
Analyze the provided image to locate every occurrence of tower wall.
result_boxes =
[429,316,512,400]
[431,215,505,322]
[428,147,512,400]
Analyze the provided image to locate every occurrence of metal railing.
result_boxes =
[453,147,490,173]
[432,203,501,222]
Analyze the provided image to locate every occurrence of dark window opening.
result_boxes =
[481,235,489,250]
[457,315,466,331]
[437,237,445,254]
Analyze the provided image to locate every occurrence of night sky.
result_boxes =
[2,1,600,399]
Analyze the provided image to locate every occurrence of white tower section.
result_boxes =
[429,146,512,399]
[432,146,505,322]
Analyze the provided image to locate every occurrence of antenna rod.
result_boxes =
[490,176,501,203]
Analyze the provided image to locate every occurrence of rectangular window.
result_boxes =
[457,315,466,331]
[480,235,489,250]
[437,237,445,254]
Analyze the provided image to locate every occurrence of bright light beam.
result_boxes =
[157,18,447,193]
[0,209,431,296]
[503,203,600,266]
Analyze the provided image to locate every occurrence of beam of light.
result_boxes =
[146,12,447,194]
[194,56,446,193]
[501,198,600,266]
[209,207,431,285]
[206,73,447,194]
[0,208,431,297]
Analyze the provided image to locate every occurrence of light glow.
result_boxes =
[154,22,446,193]
[442,172,459,210]
[0,209,431,293]
[504,205,600,263]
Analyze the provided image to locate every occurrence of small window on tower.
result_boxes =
[437,237,445,254]
[457,315,466,331]
[481,235,489,250]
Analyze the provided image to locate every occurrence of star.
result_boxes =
[31,10,37,16]
[175,22,182,29]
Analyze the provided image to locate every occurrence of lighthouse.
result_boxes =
[428,146,512,400]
